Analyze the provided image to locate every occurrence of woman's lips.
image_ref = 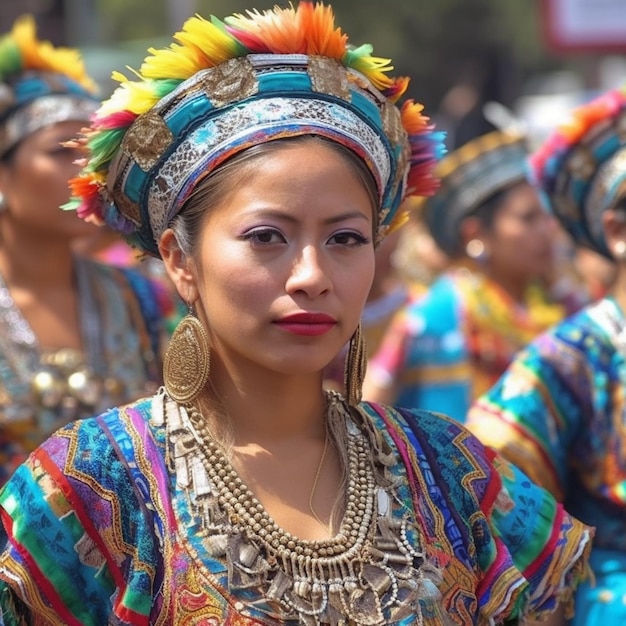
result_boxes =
[274,312,337,336]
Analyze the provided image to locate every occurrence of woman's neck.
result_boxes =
[0,225,76,289]
[609,266,626,314]
[476,262,530,305]
[203,363,328,446]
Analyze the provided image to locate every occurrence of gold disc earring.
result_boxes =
[343,322,367,406]
[163,306,210,405]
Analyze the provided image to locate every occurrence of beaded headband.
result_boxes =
[418,130,529,257]
[65,3,445,257]
[0,15,99,158]
[529,88,626,259]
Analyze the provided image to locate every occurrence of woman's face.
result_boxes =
[180,140,377,377]
[0,120,96,240]
[482,182,555,282]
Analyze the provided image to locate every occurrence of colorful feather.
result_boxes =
[141,17,245,80]
[0,15,96,92]
[68,2,444,246]
[529,86,626,194]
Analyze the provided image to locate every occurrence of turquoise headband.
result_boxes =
[107,55,410,256]
[0,71,98,157]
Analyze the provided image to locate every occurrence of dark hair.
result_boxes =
[169,135,379,259]
[470,186,511,229]
[614,197,626,214]
[0,142,19,165]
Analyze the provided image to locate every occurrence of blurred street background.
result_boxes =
[1,0,625,149]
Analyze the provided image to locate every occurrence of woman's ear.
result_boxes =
[602,209,626,260]
[159,228,199,303]
[459,216,479,246]
[0,162,10,198]
[459,215,486,251]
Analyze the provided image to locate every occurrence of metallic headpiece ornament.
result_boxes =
[65,2,446,257]
[418,130,529,257]
[529,87,626,259]
[0,15,99,158]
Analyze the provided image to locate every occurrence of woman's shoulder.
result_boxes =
[0,395,170,622]
[360,401,474,445]
[539,298,616,341]
[78,256,167,312]
[51,395,154,432]
[0,395,165,543]
[356,401,594,621]
[519,298,622,371]
[28,396,160,482]
[358,401,497,500]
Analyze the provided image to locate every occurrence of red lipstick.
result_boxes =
[274,312,337,336]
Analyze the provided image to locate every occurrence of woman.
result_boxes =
[0,5,592,625]
[466,87,626,625]
[363,130,580,422]
[0,16,167,485]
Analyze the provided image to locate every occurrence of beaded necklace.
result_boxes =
[166,391,442,625]
[0,259,103,427]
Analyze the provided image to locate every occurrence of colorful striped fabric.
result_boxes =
[0,395,592,625]
[366,268,568,422]
[467,296,626,624]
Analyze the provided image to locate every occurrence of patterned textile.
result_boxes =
[366,268,567,422]
[66,5,444,256]
[466,297,626,623]
[0,394,592,625]
[0,257,167,486]
[528,88,626,259]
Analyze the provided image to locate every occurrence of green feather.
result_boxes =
[0,39,23,82]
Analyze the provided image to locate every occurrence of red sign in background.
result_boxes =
[542,0,626,53]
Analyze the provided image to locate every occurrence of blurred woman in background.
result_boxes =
[363,130,576,421]
[0,16,168,485]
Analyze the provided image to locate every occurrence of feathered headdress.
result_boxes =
[529,87,626,258]
[65,3,445,257]
[0,15,99,157]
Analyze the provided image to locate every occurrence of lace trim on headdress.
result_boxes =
[142,95,390,239]
[0,95,97,155]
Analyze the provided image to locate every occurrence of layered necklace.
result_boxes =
[165,391,442,625]
[0,260,113,429]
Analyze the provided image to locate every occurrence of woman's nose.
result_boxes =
[285,245,332,297]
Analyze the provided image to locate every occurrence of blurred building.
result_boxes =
[0,0,66,42]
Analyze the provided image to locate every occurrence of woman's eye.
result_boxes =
[242,228,286,245]
[48,146,80,159]
[328,231,370,247]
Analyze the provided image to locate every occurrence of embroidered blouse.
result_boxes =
[0,393,592,625]
[467,297,626,552]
